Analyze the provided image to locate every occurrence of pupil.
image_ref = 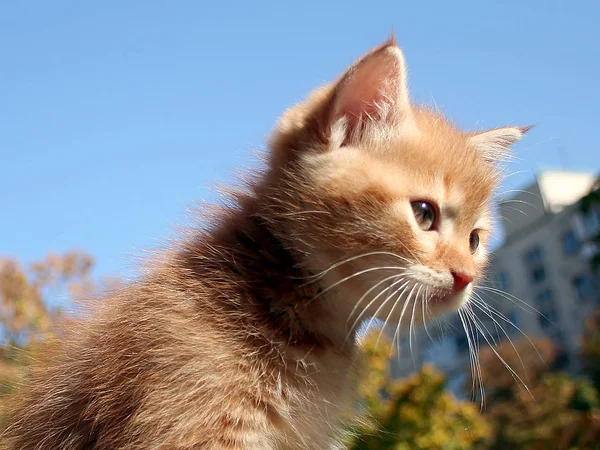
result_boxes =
[411,201,435,231]
[470,231,479,253]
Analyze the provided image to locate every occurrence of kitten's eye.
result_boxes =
[411,201,436,231]
[469,230,480,254]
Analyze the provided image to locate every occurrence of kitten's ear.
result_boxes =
[468,125,533,162]
[325,38,413,145]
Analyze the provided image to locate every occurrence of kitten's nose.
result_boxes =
[452,271,473,291]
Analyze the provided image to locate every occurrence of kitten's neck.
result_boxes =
[189,208,354,355]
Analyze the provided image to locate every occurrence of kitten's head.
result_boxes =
[265,38,529,333]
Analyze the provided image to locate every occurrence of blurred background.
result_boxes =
[1,1,599,448]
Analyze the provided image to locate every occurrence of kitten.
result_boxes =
[4,37,528,449]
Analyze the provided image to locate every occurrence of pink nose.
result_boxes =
[452,271,474,291]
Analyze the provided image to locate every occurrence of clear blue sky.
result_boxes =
[1,1,599,280]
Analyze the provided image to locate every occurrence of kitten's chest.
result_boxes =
[273,350,355,449]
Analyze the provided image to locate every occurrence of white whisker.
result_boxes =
[409,285,423,368]
[375,281,411,348]
[391,283,418,366]
[346,274,404,327]
[476,286,550,322]
[280,210,331,217]
[348,278,410,344]
[463,306,533,400]
[421,286,436,345]
[302,251,411,283]
[308,265,405,302]
[458,308,480,405]
[389,284,411,359]
[465,305,485,410]
[471,295,531,385]
[471,293,546,365]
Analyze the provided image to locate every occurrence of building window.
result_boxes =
[455,334,469,352]
[531,266,547,283]
[524,245,546,284]
[494,271,510,290]
[561,229,580,256]
[507,311,520,328]
[538,309,558,330]
[583,207,600,235]
[536,289,555,311]
[582,242,599,260]
[549,326,565,346]
[574,208,600,239]
[506,310,520,335]
[524,246,544,265]
[573,274,594,300]
[536,288,561,340]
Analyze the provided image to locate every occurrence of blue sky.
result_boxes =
[1,1,599,281]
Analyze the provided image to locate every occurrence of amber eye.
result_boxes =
[469,230,480,254]
[411,201,436,231]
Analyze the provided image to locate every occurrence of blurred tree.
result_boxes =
[476,337,600,450]
[0,251,94,426]
[343,331,490,450]
[582,308,600,392]
[475,336,557,405]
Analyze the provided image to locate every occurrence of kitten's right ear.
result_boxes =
[468,125,533,162]
[321,38,414,146]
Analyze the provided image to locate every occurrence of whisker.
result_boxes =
[409,285,423,368]
[465,305,485,410]
[496,198,541,212]
[500,170,534,181]
[496,188,543,201]
[346,274,404,327]
[375,281,411,349]
[347,278,410,344]
[362,279,410,342]
[301,251,412,282]
[389,284,411,359]
[421,286,436,345]
[496,214,516,227]
[391,283,418,366]
[476,286,552,322]
[458,309,480,405]
[279,210,331,217]
[471,295,531,384]
[500,205,533,220]
[308,265,405,303]
[463,306,533,400]
[471,293,546,365]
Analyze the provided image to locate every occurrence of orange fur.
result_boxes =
[3,39,528,449]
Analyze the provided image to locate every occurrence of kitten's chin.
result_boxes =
[427,290,470,316]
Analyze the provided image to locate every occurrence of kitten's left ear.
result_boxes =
[324,38,413,145]
[468,125,533,162]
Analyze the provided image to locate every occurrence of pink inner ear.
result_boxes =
[331,47,406,138]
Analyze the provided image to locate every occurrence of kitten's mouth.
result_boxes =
[429,295,450,305]
[428,292,462,309]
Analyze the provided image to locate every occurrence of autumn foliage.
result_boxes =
[344,332,490,449]
[471,336,600,450]
[0,251,94,426]
[344,327,600,450]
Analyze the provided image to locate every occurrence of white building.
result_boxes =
[487,171,599,366]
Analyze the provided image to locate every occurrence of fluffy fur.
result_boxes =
[3,37,528,449]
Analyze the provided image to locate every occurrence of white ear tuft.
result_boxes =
[469,125,533,162]
[328,40,412,145]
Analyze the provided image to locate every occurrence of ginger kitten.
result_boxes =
[4,38,528,449]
